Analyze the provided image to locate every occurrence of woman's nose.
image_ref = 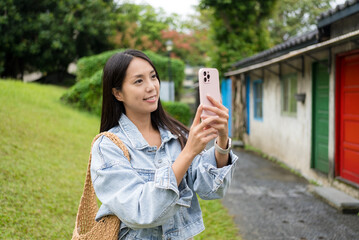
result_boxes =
[145,79,156,91]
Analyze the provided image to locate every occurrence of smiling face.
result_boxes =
[112,57,160,119]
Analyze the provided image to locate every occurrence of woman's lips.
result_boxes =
[144,95,157,102]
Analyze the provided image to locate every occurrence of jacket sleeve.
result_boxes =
[190,147,238,200]
[90,136,193,230]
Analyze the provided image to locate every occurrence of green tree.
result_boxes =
[177,7,214,66]
[112,2,210,67]
[199,0,278,76]
[111,3,174,53]
[0,0,115,79]
[269,0,333,44]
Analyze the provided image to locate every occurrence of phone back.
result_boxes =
[198,68,221,117]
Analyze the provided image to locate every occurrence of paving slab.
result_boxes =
[312,186,359,214]
[222,149,359,240]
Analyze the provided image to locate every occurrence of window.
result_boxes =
[281,73,297,114]
[253,80,263,120]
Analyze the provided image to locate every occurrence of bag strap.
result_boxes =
[91,132,130,161]
[88,131,131,192]
[75,132,130,234]
[87,131,131,192]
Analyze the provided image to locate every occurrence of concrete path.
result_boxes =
[222,148,359,240]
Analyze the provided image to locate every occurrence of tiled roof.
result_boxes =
[232,30,318,69]
[318,0,359,21]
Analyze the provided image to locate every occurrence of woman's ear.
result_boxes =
[112,88,123,101]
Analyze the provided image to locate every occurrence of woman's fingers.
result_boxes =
[198,115,219,129]
[196,127,218,146]
[186,118,218,155]
[203,106,229,120]
[207,95,228,112]
[199,104,229,137]
[203,97,229,118]
[192,104,203,126]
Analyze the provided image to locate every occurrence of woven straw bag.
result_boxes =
[72,132,130,240]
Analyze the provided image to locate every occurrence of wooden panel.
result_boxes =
[337,51,359,184]
[312,62,329,173]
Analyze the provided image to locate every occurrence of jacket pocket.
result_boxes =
[133,168,155,182]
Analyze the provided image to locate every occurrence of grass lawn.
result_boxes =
[0,80,240,239]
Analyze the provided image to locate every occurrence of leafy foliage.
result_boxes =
[76,50,120,81]
[61,69,103,115]
[161,29,208,66]
[269,0,333,44]
[200,0,278,75]
[111,3,172,53]
[162,101,192,126]
[0,0,115,78]
[112,2,209,66]
[199,0,335,74]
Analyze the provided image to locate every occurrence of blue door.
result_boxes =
[246,75,250,134]
[221,78,232,137]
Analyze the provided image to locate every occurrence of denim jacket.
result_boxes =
[91,114,238,240]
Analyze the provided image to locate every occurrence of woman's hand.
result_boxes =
[202,95,229,141]
[202,96,230,168]
[172,100,229,185]
[183,104,220,159]
[172,104,219,185]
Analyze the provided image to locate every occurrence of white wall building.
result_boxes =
[226,0,359,198]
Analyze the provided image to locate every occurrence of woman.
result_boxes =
[91,49,238,240]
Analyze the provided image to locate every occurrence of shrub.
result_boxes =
[76,50,121,81]
[61,70,103,115]
[162,101,192,126]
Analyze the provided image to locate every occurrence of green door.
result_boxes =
[311,61,329,173]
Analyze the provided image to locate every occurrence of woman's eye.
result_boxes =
[134,79,143,84]
[151,74,157,79]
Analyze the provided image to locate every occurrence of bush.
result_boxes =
[76,50,121,81]
[162,101,192,126]
[61,70,103,115]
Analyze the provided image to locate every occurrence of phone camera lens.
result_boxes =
[207,74,210,79]
[204,77,207,82]
[203,72,206,76]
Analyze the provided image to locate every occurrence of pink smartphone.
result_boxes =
[198,68,221,118]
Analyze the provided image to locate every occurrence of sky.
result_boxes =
[132,0,200,18]
[131,0,347,19]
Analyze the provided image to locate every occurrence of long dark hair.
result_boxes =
[100,49,189,148]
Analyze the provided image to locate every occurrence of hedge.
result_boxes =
[76,50,120,81]
[61,69,103,116]
[162,101,192,126]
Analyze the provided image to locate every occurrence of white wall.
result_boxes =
[243,43,359,198]
[246,59,313,173]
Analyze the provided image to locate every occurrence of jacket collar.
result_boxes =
[118,114,178,150]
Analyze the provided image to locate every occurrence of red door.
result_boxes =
[336,51,359,185]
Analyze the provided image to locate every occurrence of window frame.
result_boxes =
[253,79,263,121]
[281,73,297,116]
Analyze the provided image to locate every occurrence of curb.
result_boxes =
[312,186,359,214]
